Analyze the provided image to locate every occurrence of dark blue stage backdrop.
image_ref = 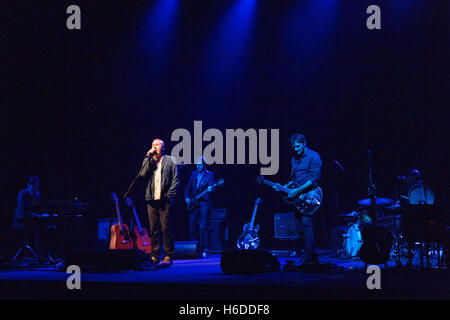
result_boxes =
[1,0,448,255]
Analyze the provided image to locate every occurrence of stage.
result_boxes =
[1,1,449,307]
[0,251,448,300]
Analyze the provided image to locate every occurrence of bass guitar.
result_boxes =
[125,197,152,254]
[109,192,133,250]
[237,198,262,250]
[256,176,322,215]
[187,178,224,212]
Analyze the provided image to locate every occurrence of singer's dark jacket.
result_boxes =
[140,155,179,201]
[184,170,215,203]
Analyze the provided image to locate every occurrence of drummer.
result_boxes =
[399,169,421,206]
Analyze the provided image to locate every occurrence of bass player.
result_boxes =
[184,157,216,257]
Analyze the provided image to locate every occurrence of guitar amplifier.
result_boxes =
[210,208,227,219]
[209,209,228,252]
[174,241,201,259]
[274,212,300,239]
[97,218,117,249]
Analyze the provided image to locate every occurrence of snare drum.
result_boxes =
[343,223,363,257]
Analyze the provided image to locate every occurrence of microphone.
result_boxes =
[396,176,406,180]
[145,149,156,157]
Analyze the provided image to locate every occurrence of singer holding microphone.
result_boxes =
[139,139,179,266]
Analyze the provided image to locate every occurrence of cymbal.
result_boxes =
[385,202,401,210]
[72,201,91,207]
[338,212,360,217]
[378,214,402,222]
[358,197,393,206]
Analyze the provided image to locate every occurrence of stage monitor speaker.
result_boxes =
[209,209,228,252]
[220,249,280,274]
[104,249,151,271]
[65,248,106,271]
[65,248,151,271]
[174,241,200,259]
[274,212,300,239]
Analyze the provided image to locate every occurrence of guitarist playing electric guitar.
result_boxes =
[272,133,322,264]
[184,157,217,257]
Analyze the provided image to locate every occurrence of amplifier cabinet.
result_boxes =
[274,212,300,239]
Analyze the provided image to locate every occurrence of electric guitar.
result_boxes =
[256,176,322,215]
[237,198,262,250]
[109,192,133,250]
[125,197,152,255]
[186,178,224,212]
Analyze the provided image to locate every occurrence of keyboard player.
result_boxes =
[11,176,53,261]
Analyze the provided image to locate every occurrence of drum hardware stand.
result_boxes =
[331,160,345,234]
[416,242,444,269]
[330,160,346,257]
[390,235,414,268]
[11,240,38,265]
[367,150,378,224]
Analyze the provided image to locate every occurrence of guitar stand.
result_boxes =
[11,241,38,265]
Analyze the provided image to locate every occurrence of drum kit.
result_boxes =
[338,181,435,265]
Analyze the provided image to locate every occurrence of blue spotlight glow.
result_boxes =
[206,0,257,79]
[283,0,339,54]
[389,0,423,12]
[139,0,179,71]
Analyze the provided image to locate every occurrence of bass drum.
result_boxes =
[343,223,363,257]
[408,184,434,205]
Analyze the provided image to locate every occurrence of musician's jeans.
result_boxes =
[188,200,211,252]
[147,200,174,260]
[299,215,318,263]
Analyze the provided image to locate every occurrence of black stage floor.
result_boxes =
[0,251,448,300]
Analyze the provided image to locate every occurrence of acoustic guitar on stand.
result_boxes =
[109,192,133,250]
[125,197,152,254]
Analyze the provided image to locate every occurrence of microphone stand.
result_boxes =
[123,156,150,199]
[332,160,345,215]
[367,150,378,224]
